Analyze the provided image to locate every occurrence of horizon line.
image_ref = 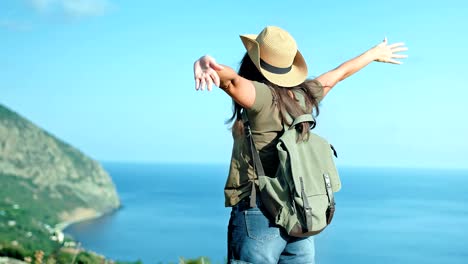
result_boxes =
[97,160,468,171]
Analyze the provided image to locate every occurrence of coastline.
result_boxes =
[55,212,102,232]
[54,206,120,232]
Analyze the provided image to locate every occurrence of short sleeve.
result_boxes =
[249,81,273,113]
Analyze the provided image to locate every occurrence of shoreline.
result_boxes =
[55,206,121,232]
[55,212,103,232]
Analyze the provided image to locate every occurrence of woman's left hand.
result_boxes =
[373,37,408,64]
[193,55,224,91]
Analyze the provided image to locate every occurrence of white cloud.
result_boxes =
[29,0,111,18]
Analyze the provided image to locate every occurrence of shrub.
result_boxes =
[55,251,74,264]
[76,252,104,264]
[0,244,29,260]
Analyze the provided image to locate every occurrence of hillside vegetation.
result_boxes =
[0,104,120,261]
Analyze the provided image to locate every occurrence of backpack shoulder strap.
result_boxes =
[284,114,316,131]
[241,110,264,208]
[290,114,314,127]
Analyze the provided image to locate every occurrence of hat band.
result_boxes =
[260,59,292,74]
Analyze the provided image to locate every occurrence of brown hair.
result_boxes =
[227,53,321,141]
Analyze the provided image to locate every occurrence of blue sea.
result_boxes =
[65,163,468,264]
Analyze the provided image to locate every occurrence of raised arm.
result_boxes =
[316,38,408,98]
[193,55,256,108]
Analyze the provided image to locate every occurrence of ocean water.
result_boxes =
[65,163,468,264]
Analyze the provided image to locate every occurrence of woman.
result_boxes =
[193,26,407,264]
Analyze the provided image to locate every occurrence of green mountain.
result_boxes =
[0,104,120,254]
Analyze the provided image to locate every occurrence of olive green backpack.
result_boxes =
[243,112,341,237]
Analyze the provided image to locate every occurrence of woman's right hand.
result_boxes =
[193,55,224,91]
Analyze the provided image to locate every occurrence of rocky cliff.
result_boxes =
[0,104,120,226]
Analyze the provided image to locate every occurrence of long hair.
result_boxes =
[227,53,321,141]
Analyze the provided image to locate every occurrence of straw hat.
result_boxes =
[240,26,308,87]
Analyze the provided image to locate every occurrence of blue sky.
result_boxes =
[1,0,467,168]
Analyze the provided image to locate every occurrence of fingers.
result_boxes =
[206,75,213,91]
[194,57,209,91]
[193,61,201,78]
[388,59,402,65]
[195,78,200,90]
[203,63,213,91]
[194,60,202,90]
[195,71,219,91]
[205,71,220,91]
[200,79,206,90]
[390,45,408,62]
[392,54,408,59]
[388,42,405,48]
[391,47,408,53]
[210,71,220,87]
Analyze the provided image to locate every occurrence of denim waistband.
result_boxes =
[232,197,263,212]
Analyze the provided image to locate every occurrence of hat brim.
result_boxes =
[240,34,308,88]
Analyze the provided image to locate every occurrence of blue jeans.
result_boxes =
[227,199,315,264]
